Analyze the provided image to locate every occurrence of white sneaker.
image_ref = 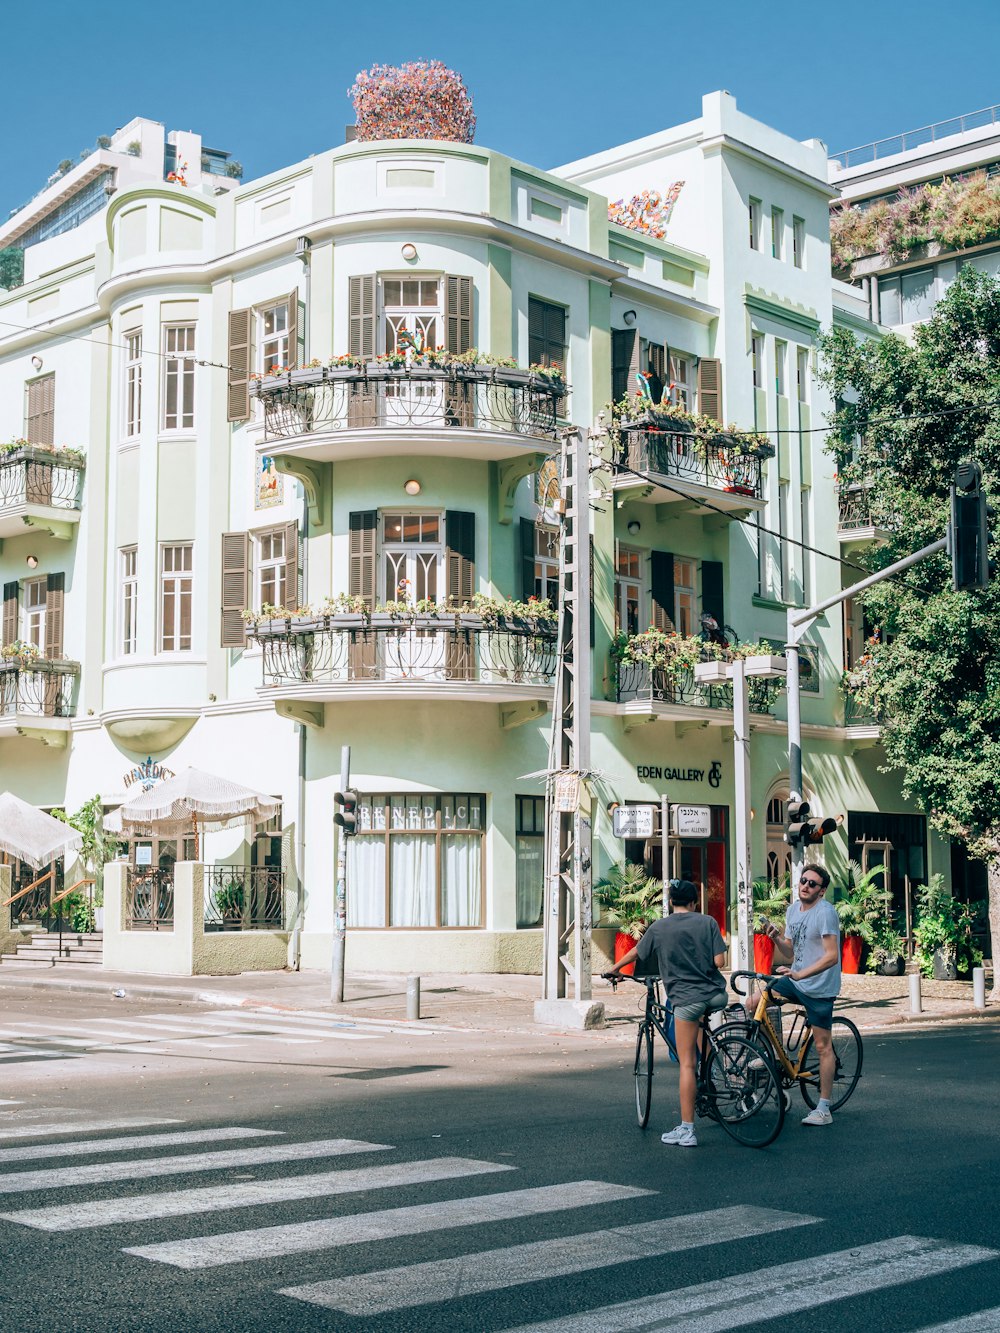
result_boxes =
[661,1124,698,1147]
[801,1108,833,1126]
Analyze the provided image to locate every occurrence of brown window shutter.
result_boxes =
[650,551,675,632]
[445,275,473,354]
[2,582,18,647]
[283,521,299,609]
[349,511,378,610]
[285,288,299,367]
[520,517,536,602]
[611,329,635,402]
[445,511,476,605]
[26,374,55,445]
[698,357,723,423]
[227,309,253,423]
[45,572,65,659]
[221,531,250,648]
[349,276,377,360]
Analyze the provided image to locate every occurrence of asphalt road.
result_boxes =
[0,989,998,1333]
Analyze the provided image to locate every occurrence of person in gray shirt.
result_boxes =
[611,880,728,1149]
[765,863,841,1127]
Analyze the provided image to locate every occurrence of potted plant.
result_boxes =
[912,876,984,981]
[214,878,245,928]
[833,860,883,974]
[867,921,908,976]
[752,877,791,973]
[594,861,663,974]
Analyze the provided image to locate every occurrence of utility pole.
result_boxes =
[331,744,354,1003]
[536,427,603,1028]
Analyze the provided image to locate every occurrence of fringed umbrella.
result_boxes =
[0,792,83,870]
[107,768,280,858]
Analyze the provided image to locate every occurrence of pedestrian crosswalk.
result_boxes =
[0,1113,996,1331]
[0,1006,394,1064]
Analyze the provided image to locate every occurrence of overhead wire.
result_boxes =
[0,315,231,372]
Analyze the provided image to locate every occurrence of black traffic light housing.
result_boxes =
[949,461,995,592]
[785,800,843,849]
[334,789,359,837]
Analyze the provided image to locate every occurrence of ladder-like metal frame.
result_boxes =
[541,428,593,1001]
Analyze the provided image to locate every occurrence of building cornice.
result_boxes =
[701,134,836,199]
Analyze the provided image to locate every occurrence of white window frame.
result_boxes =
[119,546,138,656]
[775,341,787,397]
[380,511,444,603]
[793,216,805,269]
[258,300,290,376]
[614,544,644,637]
[161,323,196,431]
[381,276,443,356]
[534,523,559,607]
[749,198,762,251]
[751,333,764,389]
[123,330,142,439]
[771,207,784,261]
[675,557,696,637]
[22,577,46,650]
[668,353,696,412]
[800,489,812,606]
[159,542,193,653]
[253,527,288,611]
[796,347,810,403]
[779,483,790,602]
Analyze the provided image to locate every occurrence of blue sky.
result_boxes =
[3,0,1000,221]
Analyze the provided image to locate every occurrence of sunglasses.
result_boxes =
[800,877,824,888]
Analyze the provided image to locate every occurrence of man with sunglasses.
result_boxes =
[764,864,841,1126]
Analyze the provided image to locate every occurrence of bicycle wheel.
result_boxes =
[634,1022,654,1128]
[705,1033,785,1148]
[799,1016,863,1111]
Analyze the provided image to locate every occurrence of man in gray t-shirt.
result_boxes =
[765,863,841,1127]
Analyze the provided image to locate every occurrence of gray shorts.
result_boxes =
[672,989,728,1023]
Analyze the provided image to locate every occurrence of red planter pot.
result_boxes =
[841,935,864,974]
[614,931,637,976]
[753,933,775,974]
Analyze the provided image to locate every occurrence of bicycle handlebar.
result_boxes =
[600,971,657,992]
[729,969,782,996]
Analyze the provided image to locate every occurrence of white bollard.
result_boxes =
[909,972,922,1015]
[406,975,421,1021]
[973,966,986,1011]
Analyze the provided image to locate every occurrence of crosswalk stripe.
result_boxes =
[280,1205,820,1316]
[125,1180,653,1269]
[0,1127,282,1164]
[914,1312,1000,1332]
[190,1016,372,1042]
[0,1118,180,1140]
[497,1235,999,1333]
[0,1136,390,1195]
[11,1156,514,1233]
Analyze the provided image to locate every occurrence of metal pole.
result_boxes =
[909,972,922,1014]
[331,744,350,1004]
[406,975,421,1020]
[661,795,669,893]
[732,658,753,974]
[785,617,804,890]
[973,966,986,1011]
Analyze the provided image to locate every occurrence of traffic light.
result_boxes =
[334,789,358,838]
[949,461,994,592]
[785,800,843,849]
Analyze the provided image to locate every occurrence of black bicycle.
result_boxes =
[603,971,785,1148]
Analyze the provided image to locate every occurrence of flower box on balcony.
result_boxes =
[692,660,730,684]
[743,654,787,678]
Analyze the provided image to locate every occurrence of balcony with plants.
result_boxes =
[245,593,558,706]
[608,394,774,515]
[0,440,85,541]
[250,350,567,464]
[0,640,80,738]
[611,628,782,723]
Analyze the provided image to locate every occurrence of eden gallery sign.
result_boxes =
[636,761,723,789]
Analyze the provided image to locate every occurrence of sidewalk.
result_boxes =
[0,958,996,1035]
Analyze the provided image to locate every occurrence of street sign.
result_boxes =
[612,805,655,839]
[554,774,581,812]
[672,804,712,838]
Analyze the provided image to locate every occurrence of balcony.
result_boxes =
[0,655,80,745]
[250,612,557,715]
[251,362,566,464]
[837,482,890,551]
[0,445,85,541]
[612,421,769,516]
[616,660,780,722]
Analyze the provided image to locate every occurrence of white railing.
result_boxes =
[835,104,1000,168]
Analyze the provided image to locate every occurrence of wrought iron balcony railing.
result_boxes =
[251,363,566,443]
[616,660,779,715]
[837,482,879,531]
[614,426,766,500]
[0,658,79,718]
[251,614,558,689]
[842,686,880,728]
[126,868,174,930]
[0,448,85,513]
[205,866,286,931]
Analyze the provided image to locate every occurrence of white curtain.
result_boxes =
[442,834,481,927]
[515,835,544,928]
[347,838,386,926]
[390,834,435,926]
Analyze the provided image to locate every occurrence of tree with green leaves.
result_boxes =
[821,265,1000,998]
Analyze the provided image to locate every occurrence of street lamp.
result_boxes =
[694,652,785,974]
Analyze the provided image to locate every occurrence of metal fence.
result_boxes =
[615,428,765,500]
[253,616,558,689]
[0,659,79,718]
[0,452,84,512]
[834,103,1000,167]
[615,661,779,715]
[126,868,174,930]
[252,364,565,443]
[204,866,286,931]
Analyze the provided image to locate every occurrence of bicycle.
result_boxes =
[602,971,785,1148]
[719,971,864,1111]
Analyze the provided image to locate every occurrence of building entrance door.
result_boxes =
[625,804,730,939]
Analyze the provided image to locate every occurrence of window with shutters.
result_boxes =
[259,301,290,375]
[24,374,55,445]
[533,524,559,607]
[382,277,442,357]
[159,543,193,652]
[614,545,644,636]
[22,578,47,649]
[668,354,695,412]
[123,332,142,439]
[253,527,294,610]
[674,558,696,636]
[119,547,138,656]
[751,334,763,390]
[162,325,195,430]
[382,512,442,603]
[528,297,567,370]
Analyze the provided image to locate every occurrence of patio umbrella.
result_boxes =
[108,768,280,857]
[0,792,83,870]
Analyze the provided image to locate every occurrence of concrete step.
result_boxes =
[6,951,104,965]
[4,931,104,965]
